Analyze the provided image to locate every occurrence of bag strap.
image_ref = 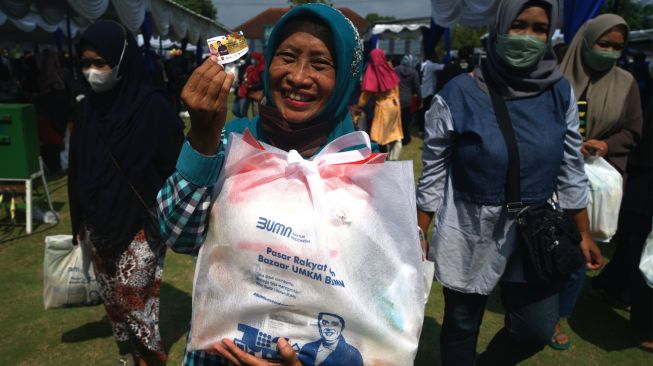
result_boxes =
[487,87,523,213]
[106,149,159,224]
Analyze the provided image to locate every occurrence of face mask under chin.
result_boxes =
[83,67,121,93]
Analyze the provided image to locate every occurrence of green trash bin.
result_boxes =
[0,104,40,179]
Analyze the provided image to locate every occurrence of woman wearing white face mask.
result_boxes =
[68,21,184,366]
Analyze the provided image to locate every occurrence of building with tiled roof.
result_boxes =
[234,7,369,52]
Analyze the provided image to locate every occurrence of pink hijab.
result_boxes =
[361,48,399,93]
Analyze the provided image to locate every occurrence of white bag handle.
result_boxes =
[287,150,328,249]
[313,131,372,165]
[285,131,373,251]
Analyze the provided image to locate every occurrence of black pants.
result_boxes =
[400,107,413,145]
[441,282,559,366]
[595,211,653,340]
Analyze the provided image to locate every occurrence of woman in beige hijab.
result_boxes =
[559,14,642,174]
[555,13,644,351]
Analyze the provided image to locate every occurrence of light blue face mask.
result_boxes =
[582,41,621,72]
[495,34,547,69]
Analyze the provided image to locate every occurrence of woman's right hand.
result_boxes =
[182,56,234,155]
[581,139,608,158]
[212,338,301,366]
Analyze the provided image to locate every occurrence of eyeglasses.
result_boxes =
[80,58,108,69]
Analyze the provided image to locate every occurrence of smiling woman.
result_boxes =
[155,4,364,366]
[267,18,336,124]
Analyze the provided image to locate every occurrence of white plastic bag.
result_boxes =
[43,235,101,309]
[190,131,430,365]
[585,157,623,242]
[640,220,653,288]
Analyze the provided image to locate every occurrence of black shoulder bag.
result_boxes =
[488,87,585,285]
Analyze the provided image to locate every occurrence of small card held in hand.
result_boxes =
[207,31,249,65]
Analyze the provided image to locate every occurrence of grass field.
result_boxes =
[0,108,650,365]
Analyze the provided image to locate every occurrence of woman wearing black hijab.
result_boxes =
[68,21,184,366]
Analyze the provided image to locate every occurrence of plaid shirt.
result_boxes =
[156,140,229,365]
[157,172,212,255]
[181,332,230,366]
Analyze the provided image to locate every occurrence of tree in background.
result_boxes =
[449,26,486,50]
[601,0,653,29]
[431,25,486,60]
[365,13,396,23]
[289,0,332,6]
[172,0,217,20]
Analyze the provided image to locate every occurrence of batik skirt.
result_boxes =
[87,225,167,364]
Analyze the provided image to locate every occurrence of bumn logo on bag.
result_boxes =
[256,216,311,244]
[256,216,292,238]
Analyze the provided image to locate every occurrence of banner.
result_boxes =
[563,0,607,43]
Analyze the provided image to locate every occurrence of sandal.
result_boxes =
[550,331,571,350]
[549,321,571,351]
[115,357,135,366]
[637,340,653,353]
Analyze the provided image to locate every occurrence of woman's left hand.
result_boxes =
[579,234,603,271]
[581,139,608,158]
[212,338,301,366]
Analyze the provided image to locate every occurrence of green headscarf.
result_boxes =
[262,3,363,141]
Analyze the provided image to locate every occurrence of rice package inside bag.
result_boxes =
[190,130,431,365]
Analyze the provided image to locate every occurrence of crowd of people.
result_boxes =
[3,0,652,365]
[0,39,194,177]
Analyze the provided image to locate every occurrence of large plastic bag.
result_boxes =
[640,220,653,288]
[43,235,101,309]
[190,131,431,365]
[585,157,623,242]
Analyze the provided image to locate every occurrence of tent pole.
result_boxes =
[66,10,76,79]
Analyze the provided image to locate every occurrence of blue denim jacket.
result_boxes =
[439,74,571,205]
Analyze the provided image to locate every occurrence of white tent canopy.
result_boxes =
[0,0,230,43]
[136,34,196,52]
[431,0,499,27]
[371,24,430,36]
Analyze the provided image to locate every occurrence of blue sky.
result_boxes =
[211,0,431,28]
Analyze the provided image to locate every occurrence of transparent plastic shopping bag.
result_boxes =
[585,157,623,242]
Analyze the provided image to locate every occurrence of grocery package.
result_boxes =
[190,131,431,365]
[43,235,100,309]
